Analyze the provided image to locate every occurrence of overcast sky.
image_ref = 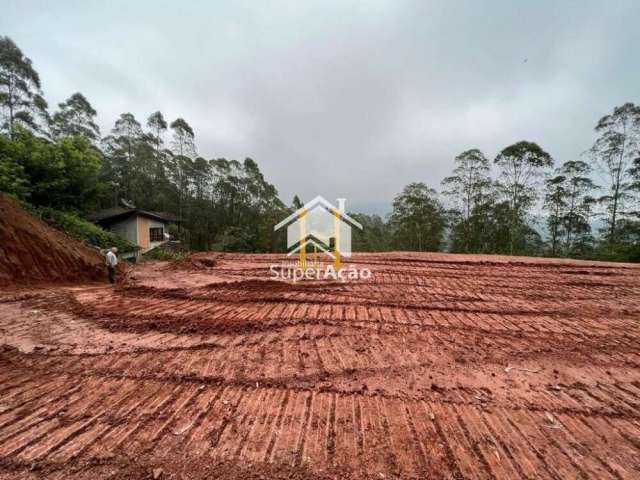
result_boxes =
[2,0,639,214]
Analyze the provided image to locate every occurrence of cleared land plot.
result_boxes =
[1,252,639,479]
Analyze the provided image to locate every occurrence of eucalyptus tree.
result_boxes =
[110,113,143,159]
[101,113,143,203]
[168,118,197,224]
[51,92,100,142]
[558,161,597,254]
[170,117,196,158]
[441,148,493,252]
[494,141,553,254]
[147,111,167,157]
[589,103,640,244]
[543,174,568,256]
[390,182,445,251]
[630,157,640,222]
[0,36,48,138]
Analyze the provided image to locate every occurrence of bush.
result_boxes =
[212,226,255,252]
[0,134,30,199]
[593,242,640,263]
[142,245,187,261]
[35,207,137,253]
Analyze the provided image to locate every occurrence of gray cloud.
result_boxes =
[2,0,639,213]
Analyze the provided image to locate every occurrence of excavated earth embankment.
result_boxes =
[0,250,639,479]
[0,195,106,286]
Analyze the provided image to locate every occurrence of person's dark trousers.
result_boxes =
[108,266,116,284]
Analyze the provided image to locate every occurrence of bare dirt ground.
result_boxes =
[0,195,107,287]
[1,252,639,479]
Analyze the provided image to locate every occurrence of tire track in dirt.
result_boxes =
[1,252,639,479]
[1,369,639,478]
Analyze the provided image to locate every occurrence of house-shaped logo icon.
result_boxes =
[274,196,362,268]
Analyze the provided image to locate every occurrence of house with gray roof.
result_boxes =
[88,203,179,256]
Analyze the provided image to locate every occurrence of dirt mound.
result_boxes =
[168,252,219,271]
[0,194,107,285]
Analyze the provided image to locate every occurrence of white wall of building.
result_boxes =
[106,215,168,255]
[108,216,138,245]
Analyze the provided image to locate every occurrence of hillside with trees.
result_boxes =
[1,36,639,261]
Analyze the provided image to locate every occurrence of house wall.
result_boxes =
[108,216,138,245]
[136,216,167,252]
[137,216,150,249]
[106,215,168,253]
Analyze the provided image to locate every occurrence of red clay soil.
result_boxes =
[0,194,106,286]
[0,252,639,479]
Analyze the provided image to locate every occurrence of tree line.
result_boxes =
[353,104,640,262]
[1,36,639,261]
[0,36,287,252]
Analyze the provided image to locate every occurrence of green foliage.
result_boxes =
[0,36,48,137]
[4,128,102,211]
[170,118,195,157]
[142,246,187,261]
[0,133,29,198]
[147,111,167,155]
[35,207,137,252]
[544,174,568,256]
[350,213,390,252]
[95,106,287,253]
[389,182,445,251]
[1,36,638,262]
[51,92,100,142]
[212,226,256,252]
[543,161,597,257]
[495,141,553,255]
[593,237,640,263]
[441,149,494,253]
[590,102,640,245]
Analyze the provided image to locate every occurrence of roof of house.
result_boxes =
[88,208,179,224]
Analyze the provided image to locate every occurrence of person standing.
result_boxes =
[106,247,118,284]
